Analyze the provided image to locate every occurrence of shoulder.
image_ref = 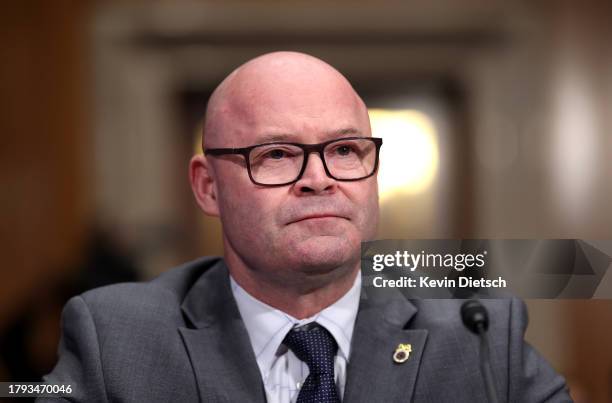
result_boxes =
[44,257,223,401]
[407,298,523,376]
[409,298,570,401]
[74,256,222,327]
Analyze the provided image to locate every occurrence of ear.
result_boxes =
[189,154,220,216]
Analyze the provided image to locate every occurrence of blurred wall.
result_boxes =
[0,1,93,384]
[0,1,91,331]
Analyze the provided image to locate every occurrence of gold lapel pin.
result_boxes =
[393,343,412,363]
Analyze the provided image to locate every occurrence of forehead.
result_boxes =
[254,127,364,145]
[209,65,370,147]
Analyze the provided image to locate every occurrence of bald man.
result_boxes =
[42,52,571,402]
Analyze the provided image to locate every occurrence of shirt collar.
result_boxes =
[230,271,361,379]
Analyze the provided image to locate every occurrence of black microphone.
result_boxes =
[461,300,499,403]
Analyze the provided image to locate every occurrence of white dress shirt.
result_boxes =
[230,272,361,403]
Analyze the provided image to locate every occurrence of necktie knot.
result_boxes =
[283,323,338,375]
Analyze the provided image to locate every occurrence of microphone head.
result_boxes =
[461,299,489,334]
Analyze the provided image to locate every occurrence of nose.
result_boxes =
[293,152,337,195]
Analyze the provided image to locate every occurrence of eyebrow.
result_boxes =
[257,127,363,144]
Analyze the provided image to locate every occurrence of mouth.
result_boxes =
[289,214,349,224]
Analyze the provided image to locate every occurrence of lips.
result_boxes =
[282,202,353,226]
[291,214,346,223]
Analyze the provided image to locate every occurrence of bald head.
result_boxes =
[202,51,370,149]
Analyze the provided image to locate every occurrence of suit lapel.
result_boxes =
[178,261,266,403]
[344,288,428,403]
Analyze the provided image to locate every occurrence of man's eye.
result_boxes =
[335,145,354,156]
[267,149,286,159]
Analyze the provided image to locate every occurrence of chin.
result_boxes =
[288,235,359,272]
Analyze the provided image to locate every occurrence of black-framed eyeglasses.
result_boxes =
[204,136,383,186]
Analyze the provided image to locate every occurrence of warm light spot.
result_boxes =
[193,119,204,155]
[369,109,439,200]
[551,57,598,225]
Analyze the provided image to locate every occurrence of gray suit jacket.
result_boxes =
[41,257,571,402]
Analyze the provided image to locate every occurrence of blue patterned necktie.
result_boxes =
[283,323,341,403]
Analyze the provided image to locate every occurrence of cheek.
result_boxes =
[216,178,282,243]
[364,193,380,238]
[346,180,380,238]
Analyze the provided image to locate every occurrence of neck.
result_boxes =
[225,252,359,319]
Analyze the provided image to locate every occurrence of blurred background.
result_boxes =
[1,0,611,401]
